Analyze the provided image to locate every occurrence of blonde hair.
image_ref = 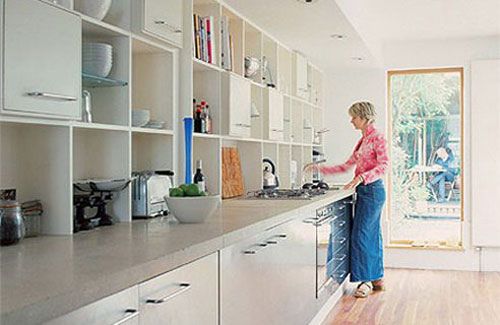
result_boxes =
[349,101,376,123]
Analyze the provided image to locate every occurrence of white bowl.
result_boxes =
[165,195,221,223]
[75,0,113,21]
[132,109,151,127]
[82,59,113,77]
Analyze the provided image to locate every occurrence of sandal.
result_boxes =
[354,282,373,298]
[372,279,385,291]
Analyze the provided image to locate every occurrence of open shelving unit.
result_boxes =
[182,0,326,196]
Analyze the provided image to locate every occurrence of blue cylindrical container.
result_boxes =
[183,117,194,184]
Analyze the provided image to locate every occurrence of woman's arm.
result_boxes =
[360,134,389,184]
[319,139,361,175]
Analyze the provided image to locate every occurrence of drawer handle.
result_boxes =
[334,270,347,278]
[154,20,182,33]
[335,237,347,245]
[302,217,318,224]
[27,92,77,101]
[146,283,191,304]
[243,243,268,255]
[112,309,139,325]
[270,128,284,132]
[316,215,337,227]
[235,123,251,128]
[265,233,287,244]
[333,254,347,261]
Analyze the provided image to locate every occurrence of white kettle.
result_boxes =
[263,158,279,190]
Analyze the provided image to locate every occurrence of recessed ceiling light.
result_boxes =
[351,57,364,61]
[330,34,346,40]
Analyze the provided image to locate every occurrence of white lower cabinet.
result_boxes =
[46,286,139,325]
[220,212,316,325]
[138,253,218,325]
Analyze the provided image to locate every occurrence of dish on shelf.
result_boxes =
[82,43,113,78]
[74,0,113,21]
[144,120,166,129]
[132,109,151,127]
[74,178,130,192]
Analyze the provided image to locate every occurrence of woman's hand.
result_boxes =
[344,175,363,190]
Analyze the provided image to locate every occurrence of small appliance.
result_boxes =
[132,170,174,218]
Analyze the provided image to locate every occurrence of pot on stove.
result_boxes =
[263,158,279,190]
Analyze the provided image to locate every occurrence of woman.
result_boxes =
[308,101,388,298]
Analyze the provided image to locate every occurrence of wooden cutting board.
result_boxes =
[222,147,245,199]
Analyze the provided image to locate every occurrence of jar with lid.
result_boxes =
[0,200,25,246]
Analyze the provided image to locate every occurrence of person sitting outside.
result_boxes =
[427,147,457,202]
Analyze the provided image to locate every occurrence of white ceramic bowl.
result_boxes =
[82,59,113,77]
[82,43,113,77]
[75,0,113,21]
[165,195,221,223]
[132,109,151,127]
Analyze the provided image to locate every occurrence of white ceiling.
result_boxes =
[222,0,377,71]
[222,0,500,71]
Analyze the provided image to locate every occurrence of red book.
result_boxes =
[206,17,212,64]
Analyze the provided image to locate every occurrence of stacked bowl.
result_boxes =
[83,43,113,78]
[75,0,113,21]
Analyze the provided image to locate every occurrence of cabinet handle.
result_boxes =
[235,123,251,128]
[302,217,318,224]
[154,20,182,33]
[265,233,287,244]
[112,309,139,325]
[333,254,347,261]
[335,237,347,245]
[243,243,268,255]
[27,92,77,101]
[146,283,191,304]
[270,128,284,132]
[336,220,346,228]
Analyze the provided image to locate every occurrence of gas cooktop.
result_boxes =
[245,188,327,200]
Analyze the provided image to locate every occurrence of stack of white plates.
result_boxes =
[83,43,113,78]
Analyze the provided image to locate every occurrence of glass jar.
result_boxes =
[0,201,25,246]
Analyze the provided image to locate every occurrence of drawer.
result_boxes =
[331,216,350,238]
[139,253,218,325]
[47,286,139,325]
[331,259,350,286]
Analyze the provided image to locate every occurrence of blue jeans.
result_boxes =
[350,179,386,282]
[429,172,455,202]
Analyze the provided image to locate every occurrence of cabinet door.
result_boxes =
[139,253,218,325]
[295,54,308,99]
[3,0,81,119]
[268,89,284,141]
[47,286,139,325]
[144,0,183,47]
[228,75,251,137]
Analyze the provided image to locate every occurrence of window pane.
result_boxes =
[388,69,463,248]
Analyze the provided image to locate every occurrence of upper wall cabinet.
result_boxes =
[221,74,251,138]
[2,0,81,119]
[132,0,183,48]
[263,88,284,141]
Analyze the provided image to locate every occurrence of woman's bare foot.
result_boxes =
[372,279,385,291]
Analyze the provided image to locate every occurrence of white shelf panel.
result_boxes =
[194,132,221,139]
[193,58,224,72]
[131,127,174,135]
[0,115,71,127]
[72,121,129,132]
[132,34,174,54]
[81,15,130,38]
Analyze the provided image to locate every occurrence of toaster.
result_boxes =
[132,170,174,218]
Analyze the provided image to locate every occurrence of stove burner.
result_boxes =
[246,188,327,200]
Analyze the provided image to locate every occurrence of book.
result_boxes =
[206,16,212,64]
[221,15,232,70]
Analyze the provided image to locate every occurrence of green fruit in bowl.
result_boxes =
[179,184,189,192]
[185,184,201,197]
[169,188,184,197]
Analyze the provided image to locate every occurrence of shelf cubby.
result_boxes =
[193,0,221,68]
[72,127,130,224]
[262,34,278,88]
[132,132,174,172]
[0,122,72,235]
[244,22,262,84]
[132,37,175,130]
[221,6,244,76]
[193,136,221,195]
[82,21,130,126]
[193,70,221,134]
[292,145,304,186]
[222,139,262,192]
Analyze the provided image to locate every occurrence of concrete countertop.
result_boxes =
[0,189,354,324]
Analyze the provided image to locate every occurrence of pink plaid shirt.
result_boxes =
[320,124,388,184]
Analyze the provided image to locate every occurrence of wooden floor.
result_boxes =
[323,268,500,325]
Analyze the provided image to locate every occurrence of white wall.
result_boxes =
[324,35,500,271]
